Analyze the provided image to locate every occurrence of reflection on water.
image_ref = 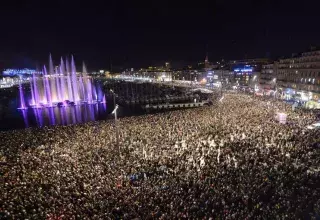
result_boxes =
[21,102,107,127]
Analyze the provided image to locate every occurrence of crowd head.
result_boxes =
[1,93,319,219]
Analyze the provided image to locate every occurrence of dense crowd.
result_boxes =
[1,93,319,219]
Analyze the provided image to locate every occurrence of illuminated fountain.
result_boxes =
[19,54,105,109]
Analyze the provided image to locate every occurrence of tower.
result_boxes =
[204,53,209,69]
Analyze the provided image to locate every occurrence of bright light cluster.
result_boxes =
[234,68,253,72]
[0,77,30,89]
[116,75,153,82]
[3,68,43,76]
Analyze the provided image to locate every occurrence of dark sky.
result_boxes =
[0,0,319,70]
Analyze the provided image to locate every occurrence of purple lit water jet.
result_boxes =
[59,59,67,100]
[66,57,74,101]
[18,82,27,109]
[71,55,80,102]
[30,80,35,106]
[86,77,93,103]
[43,66,53,107]
[79,77,86,101]
[55,67,62,102]
[32,73,40,107]
[49,54,58,102]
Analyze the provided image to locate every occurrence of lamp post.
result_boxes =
[112,104,120,156]
[190,71,193,90]
[252,75,257,97]
[110,89,120,156]
[220,71,222,97]
[110,89,116,107]
[272,78,277,100]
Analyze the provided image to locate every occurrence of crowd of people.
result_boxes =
[1,93,319,219]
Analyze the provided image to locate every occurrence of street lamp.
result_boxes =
[190,72,193,89]
[220,71,223,97]
[112,104,120,156]
[110,89,116,107]
[251,75,257,97]
[110,89,120,156]
[272,78,277,99]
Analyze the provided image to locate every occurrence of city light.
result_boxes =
[3,68,43,76]
[212,82,221,88]
[200,78,207,84]
[115,75,152,82]
[301,93,309,101]
[234,68,253,72]
[0,77,30,88]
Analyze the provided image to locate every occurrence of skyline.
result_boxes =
[0,0,320,70]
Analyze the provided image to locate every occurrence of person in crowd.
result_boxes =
[0,92,319,219]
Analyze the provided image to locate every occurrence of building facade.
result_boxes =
[229,58,270,86]
[260,63,277,89]
[261,50,320,101]
[277,51,320,93]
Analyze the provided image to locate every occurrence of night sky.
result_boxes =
[0,0,320,70]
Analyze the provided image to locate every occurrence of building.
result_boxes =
[165,62,171,70]
[260,63,277,89]
[229,58,270,67]
[261,49,320,102]
[277,51,320,93]
[229,58,270,86]
[196,53,220,71]
[204,53,210,70]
